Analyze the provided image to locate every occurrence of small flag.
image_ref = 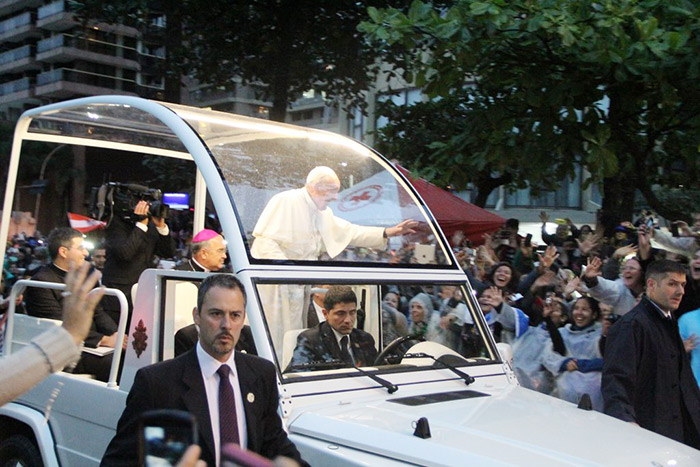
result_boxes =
[67,212,106,233]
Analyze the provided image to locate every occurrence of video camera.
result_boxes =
[90,182,169,226]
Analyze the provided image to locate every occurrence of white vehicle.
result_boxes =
[1,96,698,466]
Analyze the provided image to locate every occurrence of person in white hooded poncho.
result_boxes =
[542,296,604,411]
[251,166,417,359]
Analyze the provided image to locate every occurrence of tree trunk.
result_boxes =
[599,173,636,237]
[163,0,182,103]
[472,172,512,208]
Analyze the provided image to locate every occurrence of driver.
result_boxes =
[286,286,378,371]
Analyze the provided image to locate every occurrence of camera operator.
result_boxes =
[102,199,176,324]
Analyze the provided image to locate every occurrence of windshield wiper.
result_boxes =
[287,359,398,394]
[403,353,475,386]
[352,364,398,394]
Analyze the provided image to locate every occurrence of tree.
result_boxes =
[374,87,577,207]
[360,0,700,232]
[71,0,410,121]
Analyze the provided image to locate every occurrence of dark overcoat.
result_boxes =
[602,296,700,448]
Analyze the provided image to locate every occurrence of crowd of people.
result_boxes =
[2,206,700,449]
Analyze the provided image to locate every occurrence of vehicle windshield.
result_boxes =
[254,280,498,378]
[170,105,452,267]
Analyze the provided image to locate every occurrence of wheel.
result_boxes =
[374,334,425,366]
[0,435,44,467]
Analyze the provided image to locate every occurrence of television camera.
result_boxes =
[90,182,169,227]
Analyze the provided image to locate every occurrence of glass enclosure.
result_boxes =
[253,280,498,378]
[22,101,454,268]
[170,105,452,267]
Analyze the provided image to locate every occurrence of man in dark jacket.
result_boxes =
[102,274,306,466]
[102,200,176,323]
[602,259,700,449]
[25,227,118,381]
[287,285,378,371]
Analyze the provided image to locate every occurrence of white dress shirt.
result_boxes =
[196,342,247,466]
[330,327,355,364]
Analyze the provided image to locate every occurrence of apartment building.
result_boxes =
[0,0,165,122]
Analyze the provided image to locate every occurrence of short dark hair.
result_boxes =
[48,227,82,260]
[323,285,357,311]
[505,218,519,230]
[646,259,686,282]
[197,274,246,312]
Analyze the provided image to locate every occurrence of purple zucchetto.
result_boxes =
[192,229,220,243]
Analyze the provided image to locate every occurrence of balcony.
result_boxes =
[0,0,42,18]
[37,34,139,70]
[0,44,39,74]
[0,11,41,43]
[0,77,38,107]
[35,68,138,98]
[37,0,76,31]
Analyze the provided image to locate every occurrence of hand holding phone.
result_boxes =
[140,410,198,467]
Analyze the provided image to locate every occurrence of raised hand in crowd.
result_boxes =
[537,245,559,273]
[672,220,695,237]
[482,286,504,309]
[612,244,638,261]
[62,262,105,345]
[563,276,582,300]
[476,244,497,268]
[582,256,603,281]
[637,225,652,260]
[576,234,600,257]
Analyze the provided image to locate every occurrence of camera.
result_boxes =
[606,314,620,324]
[91,182,169,226]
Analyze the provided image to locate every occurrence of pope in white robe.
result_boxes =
[251,166,417,361]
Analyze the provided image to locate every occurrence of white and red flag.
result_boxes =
[67,212,106,233]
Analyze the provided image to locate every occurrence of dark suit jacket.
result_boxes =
[287,321,378,371]
[175,259,205,272]
[175,324,257,357]
[602,296,700,448]
[306,301,320,328]
[102,216,176,289]
[25,264,116,347]
[101,349,305,466]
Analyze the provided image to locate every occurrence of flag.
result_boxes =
[67,212,106,233]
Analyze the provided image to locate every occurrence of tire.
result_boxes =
[0,435,44,467]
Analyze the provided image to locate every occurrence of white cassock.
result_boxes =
[251,187,386,361]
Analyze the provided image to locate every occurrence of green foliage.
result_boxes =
[361,0,700,222]
[71,0,410,121]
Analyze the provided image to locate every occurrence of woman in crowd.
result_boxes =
[512,295,567,395]
[542,296,604,411]
[407,293,435,341]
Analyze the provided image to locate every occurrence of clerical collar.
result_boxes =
[191,257,209,272]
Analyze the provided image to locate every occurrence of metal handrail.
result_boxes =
[3,279,129,388]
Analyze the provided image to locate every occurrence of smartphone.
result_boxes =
[524,233,532,247]
[508,293,524,302]
[671,222,680,237]
[139,409,198,467]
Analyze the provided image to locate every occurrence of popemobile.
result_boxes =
[1,96,699,465]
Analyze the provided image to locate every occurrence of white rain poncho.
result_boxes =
[542,322,604,411]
